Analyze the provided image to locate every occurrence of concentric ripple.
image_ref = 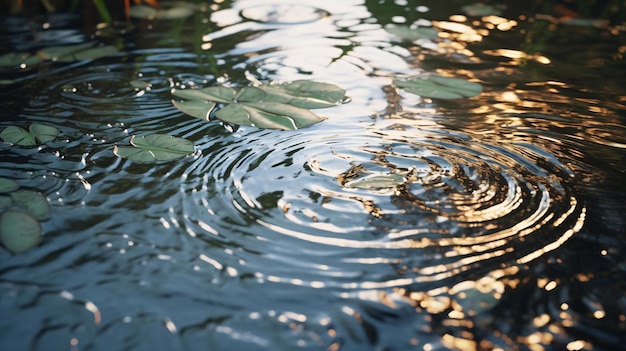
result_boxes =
[178,116,586,292]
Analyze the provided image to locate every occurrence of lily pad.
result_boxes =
[172,80,347,130]
[384,25,440,41]
[0,178,19,193]
[345,173,407,189]
[130,3,196,19]
[0,195,11,209]
[37,42,96,61]
[10,190,51,221]
[0,123,58,146]
[0,52,41,67]
[55,45,118,62]
[0,210,42,253]
[114,134,195,162]
[461,3,503,16]
[394,75,483,99]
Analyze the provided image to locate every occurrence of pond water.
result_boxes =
[1,1,625,350]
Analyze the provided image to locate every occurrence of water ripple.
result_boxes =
[178,114,586,294]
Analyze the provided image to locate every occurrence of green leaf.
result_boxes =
[130,79,152,89]
[10,190,51,221]
[384,25,440,40]
[29,123,58,144]
[263,80,347,109]
[172,80,347,130]
[37,42,95,61]
[0,178,19,193]
[1,124,58,146]
[129,4,159,19]
[56,45,119,62]
[0,195,11,210]
[344,174,406,189]
[394,75,483,99]
[0,52,41,67]
[0,126,36,146]
[172,86,237,103]
[114,134,195,162]
[461,4,502,16]
[0,210,42,254]
[171,100,216,120]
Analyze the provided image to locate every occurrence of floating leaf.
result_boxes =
[0,178,19,193]
[130,3,195,19]
[345,173,406,189]
[55,45,118,62]
[461,3,503,16]
[0,126,36,146]
[0,123,58,146]
[171,100,216,120]
[130,79,152,89]
[37,42,95,61]
[384,25,440,40]
[0,195,11,209]
[10,190,51,221]
[114,134,195,162]
[0,52,41,67]
[0,210,42,253]
[129,4,159,19]
[172,80,347,130]
[394,75,483,99]
[263,80,348,109]
[29,123,58,144]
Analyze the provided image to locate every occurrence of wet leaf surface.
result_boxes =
[114,134,195,162]
[394,75,483,99]
[172,80,347,130]
[0,210,42,254]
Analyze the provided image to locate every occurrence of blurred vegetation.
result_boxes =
[0,0,158,22]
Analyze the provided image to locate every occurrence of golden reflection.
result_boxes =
[434,21,486,42]
[481,15,518,31]
[483,48,551,64]
[442,334,477,350]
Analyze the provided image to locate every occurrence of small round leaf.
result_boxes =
[1,126,36,146]
[0,210,42,254]
[29,123,58,144]
[0,178,19,193]
[114,134,195,162]
[10,190,51,221]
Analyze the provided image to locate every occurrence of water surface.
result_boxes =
[1,1,625,350]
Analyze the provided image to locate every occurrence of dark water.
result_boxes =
[1,1,625,350]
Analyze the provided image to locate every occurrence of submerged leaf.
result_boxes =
[0,210,42,254]
[114,134,195,162]
[10,190,51,221]
[394,75,483,99]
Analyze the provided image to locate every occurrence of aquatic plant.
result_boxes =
[0,178,51,254]
[113,134,195,162]
[0,123,58,146]
[0,42,119,70]
[171,80,349,131]
[394,75,483,99]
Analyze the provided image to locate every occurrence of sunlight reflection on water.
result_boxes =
[1,0,625,350]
